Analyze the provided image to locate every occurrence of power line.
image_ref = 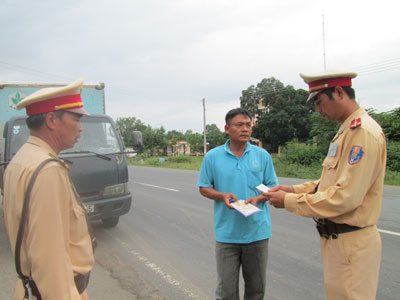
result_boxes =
[350,57,400,76]
[0,61,72,81]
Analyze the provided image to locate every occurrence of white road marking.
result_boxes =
[378,229,400,237]
[118,240,202,300]
[134,181,179,192]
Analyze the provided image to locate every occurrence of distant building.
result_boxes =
[252,97,270,126]
[167,140,191,156]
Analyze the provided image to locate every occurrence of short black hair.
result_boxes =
[320,86,356,100]
[26,110,66,130]
[225,108,252,125]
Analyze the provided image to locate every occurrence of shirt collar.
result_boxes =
[27,136,58,157]
[224,139,251,156]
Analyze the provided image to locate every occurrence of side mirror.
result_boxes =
[132,131,143,147]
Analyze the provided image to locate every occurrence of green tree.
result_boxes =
[141,125,168,155]
[116,117,146,147]
[309,113,340,152]
[205,124,227,149]
[166,130,185,141]
[241,77,314,151]
[187,133,203,153]
[153,126,167,154]
[369,107,400,141]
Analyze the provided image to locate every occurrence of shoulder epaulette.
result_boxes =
[350,118,361,129]
[49,153,71,171]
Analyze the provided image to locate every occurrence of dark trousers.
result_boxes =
[215,239,269,300]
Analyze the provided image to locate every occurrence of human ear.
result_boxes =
[335,86,345,99]
[224,124,229,134]
[45,112,58,129]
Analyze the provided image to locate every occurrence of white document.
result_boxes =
[231,200,262,217]
[256,184,270,193]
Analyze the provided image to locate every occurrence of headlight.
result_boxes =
[102,183,129,198]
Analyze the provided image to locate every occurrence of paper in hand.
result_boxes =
[231,200,262,217]
[256,184,270,193]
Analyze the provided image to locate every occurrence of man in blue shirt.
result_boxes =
[197,108,278,300]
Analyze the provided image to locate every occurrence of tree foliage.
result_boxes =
[116,85,400,174]
[368,107,400,141]
[186,132,203,153]
[116,117,146,147]
[309,113,340,151]
[205,124,227,149]
[116,117,228,154]
[241,77,314,151]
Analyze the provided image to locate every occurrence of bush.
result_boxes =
[387,141,400,172]
[167,156,192,163]
[279,141,325,167]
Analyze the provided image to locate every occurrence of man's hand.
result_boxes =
[199,187,238,209]
[262,185,293,209]
[222,193,238,209]
[245,194,268,206]
[269,185,294,193]
[263,190,286,208]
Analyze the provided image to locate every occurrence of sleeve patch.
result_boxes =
[348,146,364,165]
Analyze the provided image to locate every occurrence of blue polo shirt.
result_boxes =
[197,140,279,243]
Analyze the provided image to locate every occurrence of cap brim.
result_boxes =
[306,91,321,103]
[64,107,89,116]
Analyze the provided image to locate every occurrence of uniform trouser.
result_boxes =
[215,239,268,300]
[321,225,381,300]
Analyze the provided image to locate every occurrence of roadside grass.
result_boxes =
[127,155,399,186]
[272,156,321,180]
[127,155,204,171]
[384,170,400,186]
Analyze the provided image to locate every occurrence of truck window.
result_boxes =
[68,117,122,154]
[7,116,122,158]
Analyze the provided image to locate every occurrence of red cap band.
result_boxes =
[308,77,353,93]
[26,94,83,116]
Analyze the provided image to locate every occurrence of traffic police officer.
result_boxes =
[3,78,95,299]
[262,71,387,300]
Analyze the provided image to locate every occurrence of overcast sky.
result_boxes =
[1,0,399,133]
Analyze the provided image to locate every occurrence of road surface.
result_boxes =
[1,166,399,299]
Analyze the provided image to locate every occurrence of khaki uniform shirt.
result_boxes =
[3,136,95,300]
[284,107,387,227]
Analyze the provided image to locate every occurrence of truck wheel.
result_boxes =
[101,216,119,227]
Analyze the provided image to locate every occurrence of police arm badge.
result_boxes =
[348,146,364,165]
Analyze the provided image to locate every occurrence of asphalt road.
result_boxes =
[94,166,400,300]
[1,166,399,299]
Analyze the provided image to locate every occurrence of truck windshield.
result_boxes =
[8,116,122,157]
[65,116,122,155]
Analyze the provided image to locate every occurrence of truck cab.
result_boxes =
[2,114,137,227]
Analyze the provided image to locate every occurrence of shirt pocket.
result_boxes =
[322,155,340,170]
[247,170,264,192]
[321,145,342,188]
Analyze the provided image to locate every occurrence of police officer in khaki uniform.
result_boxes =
[258,71,386,300]
[3,78,95,300]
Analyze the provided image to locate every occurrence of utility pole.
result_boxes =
[202,98,207,154]
[322,14,327,71]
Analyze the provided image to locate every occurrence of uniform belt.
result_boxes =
[314,218,361,239]
[74,272,90,294]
